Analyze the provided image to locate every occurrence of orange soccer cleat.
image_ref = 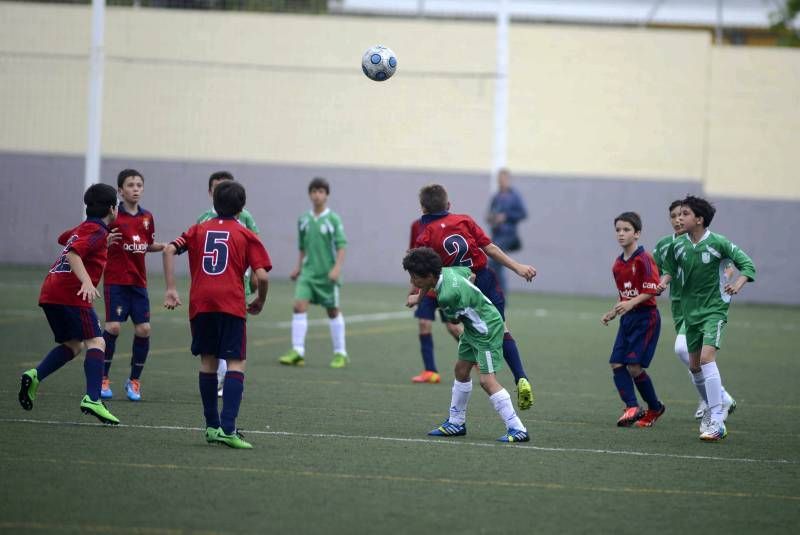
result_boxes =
[617,406,645,427]
[411,370,441,384]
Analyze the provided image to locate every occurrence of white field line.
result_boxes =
[1,417,795,465]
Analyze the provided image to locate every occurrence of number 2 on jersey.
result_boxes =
[203,231,230,275]
[443,234,472,267]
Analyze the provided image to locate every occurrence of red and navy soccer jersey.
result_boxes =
[612,246,660,308]
[414,212,492,272]
[104,204,155,288]
[40,219,110,308]
[172,216,272,320]
[409,219,425,250]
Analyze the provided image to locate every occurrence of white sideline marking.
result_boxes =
[1,417,794,465]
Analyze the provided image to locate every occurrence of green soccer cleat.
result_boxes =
[278,350,305,367]
[18,369,40,411]
[330,353,349,369]
[205,427,221,443]
[214,430,253,449]
[80,395,120,425]
[517,377,534,410]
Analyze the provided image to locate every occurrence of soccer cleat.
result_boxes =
[18,369,39,411]
[722,394,737,421]
[330,353,349,369]
[428,420,467,437]
[80,395,120,425]
[214,429,253,449]
[205,427,221,443]
[497,428,530,443]
[278,350,305,367]
[101,376,113,399]
[700,420,728,442]
[412,370,441,384]
[699,411,712,434]
[694,399,708,420]
[125,379,142,401]
[617,406,645,427]
[635,404,666,428]
[517,378,534,410]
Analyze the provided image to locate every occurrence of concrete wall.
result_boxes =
[2,152,797,304]
[1,3,798,304]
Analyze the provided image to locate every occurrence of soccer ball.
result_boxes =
[361,45,397,82]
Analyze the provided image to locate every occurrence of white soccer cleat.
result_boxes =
[699,411,712,434]
[694,399,708,420]
[722,393,737,421]
[700,419,728,441]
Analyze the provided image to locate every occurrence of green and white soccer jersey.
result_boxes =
[653,234,685,331]
[436,267,505,374]
[295,208,347,308]
[662,230,756,351]
[197,208,259,233]
[197,208,260,296]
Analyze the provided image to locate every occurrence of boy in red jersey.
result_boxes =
[408,218,462,384]
[101,169,166,401]
[18,183,121,425]
[601,212,665,428]
[163,181,271,449]
[410,184,537,409]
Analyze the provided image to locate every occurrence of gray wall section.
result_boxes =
[1,151,798,305]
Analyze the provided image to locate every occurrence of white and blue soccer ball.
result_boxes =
[361,45,397,82]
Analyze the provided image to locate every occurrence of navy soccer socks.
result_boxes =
[633,371,662,410]
[130,335,149,380]
[502,334,527,384]
[84,348,105,401]
[220,371,245,435]
[102,330,117,376]
[613,366,638,407]
[199,371,220,429]
[36,345,75,381]
[419,333,437,372]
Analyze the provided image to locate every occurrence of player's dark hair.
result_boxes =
[84,183,118,218]
[117,169,143,188]
[308,177,330,195]
[419,184,448,213]
[682,195,715,228]
[208,171,234,192]
[213,180,246,217]
[403,247,442,278]
[668,199,683,213]
[614,211,642,233]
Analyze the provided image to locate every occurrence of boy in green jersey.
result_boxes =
[197,171,261,395]
[279,178,349,368]
[652,200,735,420]
[658,196,755,442]
[403,247,529,442]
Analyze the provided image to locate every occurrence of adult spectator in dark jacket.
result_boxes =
[487,168,527,294]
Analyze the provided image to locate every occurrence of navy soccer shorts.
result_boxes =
[474,267,506,320]
[414,293,446,322]
[41,304,102,343]
[609,306,661,368]
[190,312,247,361]
[104,284,150,325]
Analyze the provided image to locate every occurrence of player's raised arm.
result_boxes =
[482,243,536,282]
[66,251,100,303]
[162,243,182,310]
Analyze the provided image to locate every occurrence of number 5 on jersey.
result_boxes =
[203,231,229,275]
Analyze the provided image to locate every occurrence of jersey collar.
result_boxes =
[687,229,711,247]
[618,245,644,263]
[420,211,449,225]
[86,217,110,231]
[309,208,330,220]
[118,202,143,217]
